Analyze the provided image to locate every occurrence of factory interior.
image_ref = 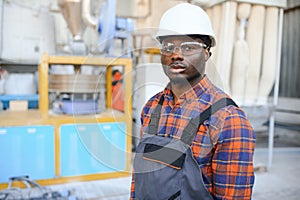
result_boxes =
[0,0,299,199]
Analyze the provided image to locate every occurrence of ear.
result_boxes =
[204,48,211,61]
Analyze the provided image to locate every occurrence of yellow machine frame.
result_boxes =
[0,53,132,189]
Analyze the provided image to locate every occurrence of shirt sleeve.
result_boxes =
[212,108,256,199]
[130,172,135,199]
[130,102,149,200]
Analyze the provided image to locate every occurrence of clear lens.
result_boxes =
[160,42,206,56]
[160,43,175,55]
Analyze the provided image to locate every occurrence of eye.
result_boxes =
[181,44,195,51]
[162,44,175,52]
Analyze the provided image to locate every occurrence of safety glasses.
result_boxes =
[160,41,207,56]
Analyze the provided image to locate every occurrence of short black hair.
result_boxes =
[188,35,212,47]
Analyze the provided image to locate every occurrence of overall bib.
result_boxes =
[133,96,237,200]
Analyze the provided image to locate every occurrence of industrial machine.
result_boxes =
[0,0,134,189]
[50,0,134,115]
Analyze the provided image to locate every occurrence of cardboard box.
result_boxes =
[9,100,28,111]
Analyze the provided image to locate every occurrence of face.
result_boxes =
[160,36,210,87]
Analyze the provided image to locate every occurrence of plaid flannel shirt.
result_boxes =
[131,76,256,199]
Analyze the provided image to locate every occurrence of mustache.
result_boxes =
[169,62,186,68]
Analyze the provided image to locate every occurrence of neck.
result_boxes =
[170,75,204,103]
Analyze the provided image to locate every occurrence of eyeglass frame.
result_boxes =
[159,41,208,56]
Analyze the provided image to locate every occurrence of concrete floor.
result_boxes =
[252,125,300,199]
[253,147,300,200]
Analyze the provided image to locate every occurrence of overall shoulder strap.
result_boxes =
[148,95,165,135]
[181,98,237,145]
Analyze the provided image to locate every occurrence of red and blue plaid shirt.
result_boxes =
[131,76,256,199]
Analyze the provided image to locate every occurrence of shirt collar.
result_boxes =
[162,75,211,103]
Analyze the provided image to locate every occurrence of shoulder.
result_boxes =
[204,93,255,136]
[210,103,256,142]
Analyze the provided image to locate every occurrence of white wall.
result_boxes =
[0,0,56,64]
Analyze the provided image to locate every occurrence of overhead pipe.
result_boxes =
[82,0,97,29]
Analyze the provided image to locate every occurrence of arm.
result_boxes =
[130,104,147,200]
[130,173,135,199]
[212,108,256,199]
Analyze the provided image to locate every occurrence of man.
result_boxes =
[112,69,124,112]
[131,3,255,200]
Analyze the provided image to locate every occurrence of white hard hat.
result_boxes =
[156,3,216,47]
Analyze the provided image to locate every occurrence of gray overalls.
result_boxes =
[133,96,237,200]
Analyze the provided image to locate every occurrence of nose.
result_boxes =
[173,46,182,54]
[171,47,184,60]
